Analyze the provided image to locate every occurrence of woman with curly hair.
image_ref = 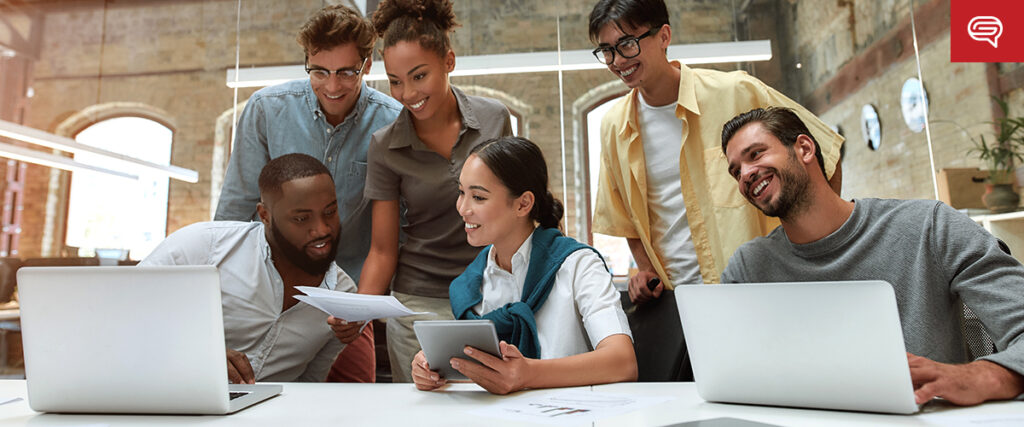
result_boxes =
[356,0,513,383]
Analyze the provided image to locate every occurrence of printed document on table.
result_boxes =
[467,390,673,426]
[294,286,433,322]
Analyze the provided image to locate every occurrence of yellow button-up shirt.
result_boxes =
[592,62,843,287]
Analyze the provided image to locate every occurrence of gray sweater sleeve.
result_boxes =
[721,249,748,284]
[931,203,1024,376]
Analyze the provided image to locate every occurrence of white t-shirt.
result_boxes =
[472,231,632,359]
[637,91,702,284]
[140,221,356,382]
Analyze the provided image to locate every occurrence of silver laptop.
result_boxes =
[17,265,282,414]
[676,281,919,414]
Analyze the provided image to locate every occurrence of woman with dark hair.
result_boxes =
[411,136,637,394]
[358,0,513,383]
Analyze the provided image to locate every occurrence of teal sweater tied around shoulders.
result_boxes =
[449,227,607,359]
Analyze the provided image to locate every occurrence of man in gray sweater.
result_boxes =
[719,107,1024,406]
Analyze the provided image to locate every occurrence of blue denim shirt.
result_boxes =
[215,79,402,283]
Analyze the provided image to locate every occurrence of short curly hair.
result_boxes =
[258,153,333,199]
[297,5,376,60]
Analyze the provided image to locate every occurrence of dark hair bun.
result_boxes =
[539,191,565,230]
[372,0,456,36]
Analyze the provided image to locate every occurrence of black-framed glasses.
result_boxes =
[592,27,659,65]
[306,57,367,82]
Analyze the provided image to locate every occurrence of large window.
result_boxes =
[65,117,173,260]
[586,97,633,278]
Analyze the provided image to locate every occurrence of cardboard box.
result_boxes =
[936,168,988,209]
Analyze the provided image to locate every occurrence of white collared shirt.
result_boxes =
[140,221,356,382]
[472,230,632,359]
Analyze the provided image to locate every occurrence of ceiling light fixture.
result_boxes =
[226,40,772,88]
[0,141,138,180]
[0,120,199,183]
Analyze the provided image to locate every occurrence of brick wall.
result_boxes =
[16,0,738,254]
[15,0,1020,258]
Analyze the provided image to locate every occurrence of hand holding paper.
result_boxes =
[294,286,433,322]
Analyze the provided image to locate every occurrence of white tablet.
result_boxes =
[413,319,501,380]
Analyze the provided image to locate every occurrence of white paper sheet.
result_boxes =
[467,390,674,426]
[294,286,432,322]
[921,414,1024,427]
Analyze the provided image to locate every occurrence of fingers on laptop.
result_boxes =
[909,354,980,405]
[411,350,445,390]
[909,354,1023,406]
[226,348,255,384]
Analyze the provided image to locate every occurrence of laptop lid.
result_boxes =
[17,265,279,414]
[676,281,918,414]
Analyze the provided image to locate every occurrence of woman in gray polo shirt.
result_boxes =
[360,0,513,383]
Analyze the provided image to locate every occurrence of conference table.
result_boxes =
[1,380,1022,426]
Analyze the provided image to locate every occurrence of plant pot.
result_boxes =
[983,183,1020,213]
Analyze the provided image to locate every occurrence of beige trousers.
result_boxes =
[386,291,454,383]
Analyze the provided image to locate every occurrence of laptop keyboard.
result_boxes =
[229,391,251,400]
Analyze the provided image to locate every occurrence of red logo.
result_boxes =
[951,0,1024,62]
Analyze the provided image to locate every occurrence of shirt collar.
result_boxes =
[616,61,700,139]
[485,229,535,276]
[304,80,370,126]
[388,85,478,149]
[673,61,700,117]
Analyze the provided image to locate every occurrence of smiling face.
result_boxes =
[260,173,341,276]
[594,22,668,90]
[382,40,455,122]
[308,42,366,126]
[725,122,811,219]
[456,155,532,249]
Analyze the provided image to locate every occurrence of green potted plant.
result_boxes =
[967,98,1024,213]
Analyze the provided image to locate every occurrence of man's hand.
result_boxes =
[627,270,663,304]
[908,353,1024,405]
[326,316,365,344]
[411,350,446,391]
[226,348,255,384]
[452,341,532,395]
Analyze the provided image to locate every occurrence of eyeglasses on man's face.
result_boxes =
[306,57,367,82]
[592,27,660,65]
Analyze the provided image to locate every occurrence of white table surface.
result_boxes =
[1,380,1023,426]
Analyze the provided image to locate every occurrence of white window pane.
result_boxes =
[586,97,632,277]
[66,117,172,260]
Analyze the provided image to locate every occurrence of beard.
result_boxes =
[748,155,812,220]
[269,221,341,276]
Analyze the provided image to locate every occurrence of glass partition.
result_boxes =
[4,0,1018,265]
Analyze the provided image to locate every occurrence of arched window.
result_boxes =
[65,117,173,260]
[584,95,633,277]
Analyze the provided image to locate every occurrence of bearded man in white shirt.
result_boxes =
[142,153,360,383]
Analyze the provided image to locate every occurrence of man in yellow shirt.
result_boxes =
[588,0,843,303]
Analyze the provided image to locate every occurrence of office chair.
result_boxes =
[960,238,1008,360]
[619,288,694,382]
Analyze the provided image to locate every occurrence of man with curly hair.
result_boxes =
[215,5,402,383]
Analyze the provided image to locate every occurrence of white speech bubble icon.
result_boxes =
[968,16,1003,48]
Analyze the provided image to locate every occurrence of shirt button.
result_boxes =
[327,157,333,162]
[326,128,332,134]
